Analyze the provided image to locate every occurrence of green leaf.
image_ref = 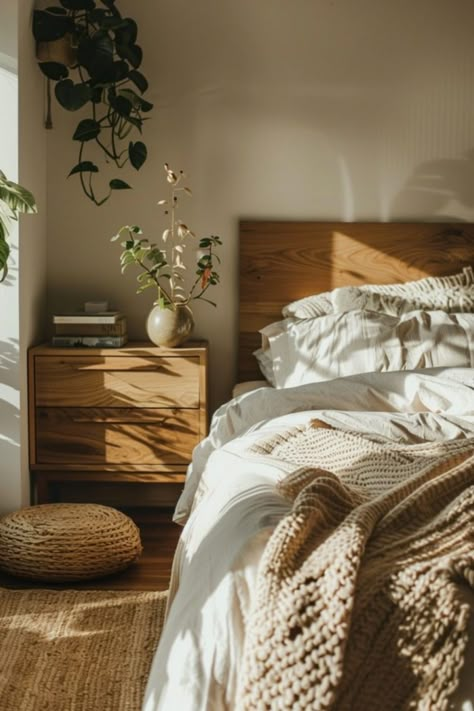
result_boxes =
[73,118,101,142]
[110,179,131,190]
[44,7,68,15]
[128,141,147,170]
[116,42,142,68]
[114,18,138,46]
[33,9,73,42]
[0,174,37,217]
[55,79,91,110]
[139,97,153,113]
[77,33,115,82]
[38,61,69,81]
[128,69,148,93]
[110,94,132,117]
[68,161,99,176]
[60,0,96,9]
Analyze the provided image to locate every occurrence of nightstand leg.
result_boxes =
[35,473,50,504]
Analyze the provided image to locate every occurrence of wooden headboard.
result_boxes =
[238,220,474,382]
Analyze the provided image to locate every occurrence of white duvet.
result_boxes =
[143,367,474,711]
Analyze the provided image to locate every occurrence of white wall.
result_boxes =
[45,0,474,412]
[18,0,49,511]
[0,0,48,514]
[0,63,21,513]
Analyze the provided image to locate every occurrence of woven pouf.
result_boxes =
[0,503,143,582]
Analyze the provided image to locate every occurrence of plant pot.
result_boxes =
[36,35,77,67]
[146,304,194,348]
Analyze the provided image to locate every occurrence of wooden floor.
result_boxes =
[0,507,181,591]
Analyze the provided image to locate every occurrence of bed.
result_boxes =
[143,221,474,711]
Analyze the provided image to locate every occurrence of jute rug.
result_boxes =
[0,587,168,711]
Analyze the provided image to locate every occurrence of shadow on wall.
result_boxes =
[391,150,474,220]
[0,337,20,470]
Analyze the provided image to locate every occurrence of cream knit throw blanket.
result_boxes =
[237,426,474,711]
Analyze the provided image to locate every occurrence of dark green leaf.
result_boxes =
[114,18,137,46]
[45,7,68,15]
[129,141,147,170]
[38,61,69,81]
[73,118,101,142]
[110,179,131,190]
[68,161,99,176]
[128,69,148,93]
[110,94,132,117]
[99,0,120,17]
[116,42,142,68]
[88,8,108,23]
[33,9,73,42]
[77,33,114,81]
[118,113,143,131]
[55,79,91,110]
[59,0,96,10]
[90,85,103,103]
[111,60,129,82]
[117,88,142,109]
[139,97,153,113]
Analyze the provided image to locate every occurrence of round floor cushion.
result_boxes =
[0,503,143,582]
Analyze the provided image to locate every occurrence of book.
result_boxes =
[51,335,128,348]
[53,311,122,324]
[54,317,127,336]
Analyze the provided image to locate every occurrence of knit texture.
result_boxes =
[237,426,474,711]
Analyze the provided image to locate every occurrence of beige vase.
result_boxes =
[146,304,194,348]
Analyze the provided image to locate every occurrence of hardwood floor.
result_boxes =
[0,507,181,591]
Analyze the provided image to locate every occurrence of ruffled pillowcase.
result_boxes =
[282,266,474,319]
[260,310,474,389]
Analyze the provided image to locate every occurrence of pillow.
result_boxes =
[282,266,474,318]
[261,310,474,388]
[253,346,277,386]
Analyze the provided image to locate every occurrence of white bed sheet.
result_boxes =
[144,367,474,711]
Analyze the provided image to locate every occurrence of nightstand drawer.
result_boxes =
[34,355,200,408]
[35,407,200,465]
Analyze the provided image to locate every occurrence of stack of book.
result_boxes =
[51,311,128,348]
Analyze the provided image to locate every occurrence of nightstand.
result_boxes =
[27,341,208,506]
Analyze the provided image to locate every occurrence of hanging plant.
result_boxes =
[33,0,153,206]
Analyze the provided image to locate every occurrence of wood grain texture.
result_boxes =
[35,408,200,465]
[28,342,209,506]
[239,221,474,381]
[34,355,200,408]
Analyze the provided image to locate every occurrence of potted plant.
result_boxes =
[0,171,37,282]
[111,164,222,347]
[32,0,153,206]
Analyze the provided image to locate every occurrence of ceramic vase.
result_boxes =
[146,304,194,348]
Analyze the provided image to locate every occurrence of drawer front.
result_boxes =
[34,356,200,408]
[35,408,200,465]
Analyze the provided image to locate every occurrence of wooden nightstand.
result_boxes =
[27,341,208,506]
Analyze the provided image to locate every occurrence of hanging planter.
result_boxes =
[32,0,153,206]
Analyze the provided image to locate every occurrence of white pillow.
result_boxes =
[261,310,474,388]
[282,266,474,319]
[253,347,277,386]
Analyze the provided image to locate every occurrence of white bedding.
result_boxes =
[143,367,474,711]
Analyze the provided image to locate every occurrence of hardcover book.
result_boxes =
[53,311,122,324]
[54,317,127,336]
[51,335,128,348]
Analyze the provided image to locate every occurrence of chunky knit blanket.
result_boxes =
[237,425,474,711]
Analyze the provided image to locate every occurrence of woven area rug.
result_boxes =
[0,587,167,711]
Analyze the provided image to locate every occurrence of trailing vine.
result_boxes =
[33,0,153,205]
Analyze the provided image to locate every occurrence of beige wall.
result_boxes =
[45,0,474,412]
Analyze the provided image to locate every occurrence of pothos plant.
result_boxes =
[111,164,222,310]
[33,0,153,206]
[0,172,37,282]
